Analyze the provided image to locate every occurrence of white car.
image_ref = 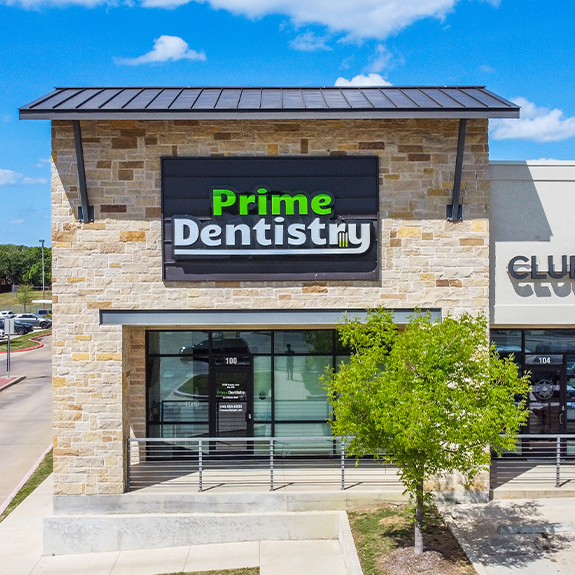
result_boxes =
[0,311,14,318]
[0,329,4,338]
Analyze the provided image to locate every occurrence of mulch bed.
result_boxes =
[348,504,475,575]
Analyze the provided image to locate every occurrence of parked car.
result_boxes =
[37,309,52,318]
[0,310,15,318]
[15,313,52,329]
[0,318,34,335]
[0,329,4,339]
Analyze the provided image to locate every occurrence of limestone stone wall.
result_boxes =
[51,118,489,495]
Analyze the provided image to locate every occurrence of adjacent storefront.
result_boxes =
[490,161,575,437]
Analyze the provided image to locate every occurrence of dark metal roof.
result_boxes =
[20,86,519,120]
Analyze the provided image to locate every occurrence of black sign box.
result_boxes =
[161,156,379,281]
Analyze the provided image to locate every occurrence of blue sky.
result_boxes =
[1,0,575,246]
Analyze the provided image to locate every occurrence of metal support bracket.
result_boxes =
[446,118,467,221]
[73,120,94,223]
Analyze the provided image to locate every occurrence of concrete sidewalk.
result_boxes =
[0,476,348,575]
[444,498,575,575]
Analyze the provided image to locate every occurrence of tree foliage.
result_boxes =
[324,308,530,554]
[0,244,51,286]
[16,284,35,311]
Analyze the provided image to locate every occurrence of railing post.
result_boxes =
[270,438,274,491]
[341,438,345,491]
[556,436,561,488]
[126,439,131,492]
[198,439,203,493]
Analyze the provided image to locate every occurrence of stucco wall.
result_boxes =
[51,118,489,495]
[491,161,575,326]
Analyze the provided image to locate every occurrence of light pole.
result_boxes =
[39,239,45,308]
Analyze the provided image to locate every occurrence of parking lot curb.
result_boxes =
[0,375,26,392]
[0,332,51,354]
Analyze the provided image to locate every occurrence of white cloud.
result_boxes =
[36,157,52,168]
[9,220,24,225]
[335,73,392,87]
[0,169,21,185]
[116,35,206,65]
[369,45,392,73]
[152,0,462,40]
[5,0,473,40]
[3,0,103,7]
[0,168,47,186]
[3,115,11,123]
[479,64,495,73]
[490,97,575,143]
[289,32,331,52]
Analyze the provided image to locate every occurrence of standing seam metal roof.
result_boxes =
[19,86,520,120]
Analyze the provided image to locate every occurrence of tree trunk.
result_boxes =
[414,480,424,555]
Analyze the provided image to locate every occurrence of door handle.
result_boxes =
[246,411,253,422]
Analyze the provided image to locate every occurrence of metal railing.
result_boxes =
[491,434,575,490]
[127,436,398,492]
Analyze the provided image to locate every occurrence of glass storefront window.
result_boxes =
[489,329,575,437]
[490,329,522,354]
[147,357,209,434]
[567,355,575,435]
[148,328,575,441]
[148,331,209,356]
[525,330,575,354]
[274,330,334,354]
[213,331,272,354]
[147,329,344,440]
[254,356,272,423]
[274,355,331,421]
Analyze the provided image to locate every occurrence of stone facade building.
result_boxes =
[21,86,531,553]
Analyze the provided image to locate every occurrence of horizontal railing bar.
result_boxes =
[129,434,575,444]
[128,436,345,442]
[500,434,575,439]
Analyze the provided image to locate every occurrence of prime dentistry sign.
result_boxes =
[172,188,371,257]
[162,157,379,280]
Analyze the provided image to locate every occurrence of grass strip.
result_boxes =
[0,449,53,523]
[157,569,259,575]
[0,290,52,309]
[0,329,51,353]
[348,505,412,575]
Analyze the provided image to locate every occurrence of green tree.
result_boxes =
[0,244,52,287]
[22,247,52,286]
[16,284,35,312]
[324,309,530,555]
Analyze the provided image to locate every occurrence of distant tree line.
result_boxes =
[0,244,52,288]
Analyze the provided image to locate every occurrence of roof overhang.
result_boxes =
[20,110,518,120]
[19,86,520,121]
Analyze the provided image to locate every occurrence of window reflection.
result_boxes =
[525,330,575,354]
[490,329,521,354]
[274,356,331,421]
[148,331,209,355]
[274,330,333,354]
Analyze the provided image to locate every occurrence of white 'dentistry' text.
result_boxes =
[172,215,372,257]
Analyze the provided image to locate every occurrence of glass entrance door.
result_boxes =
[526,363,565,434]
[213,367,253,438]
